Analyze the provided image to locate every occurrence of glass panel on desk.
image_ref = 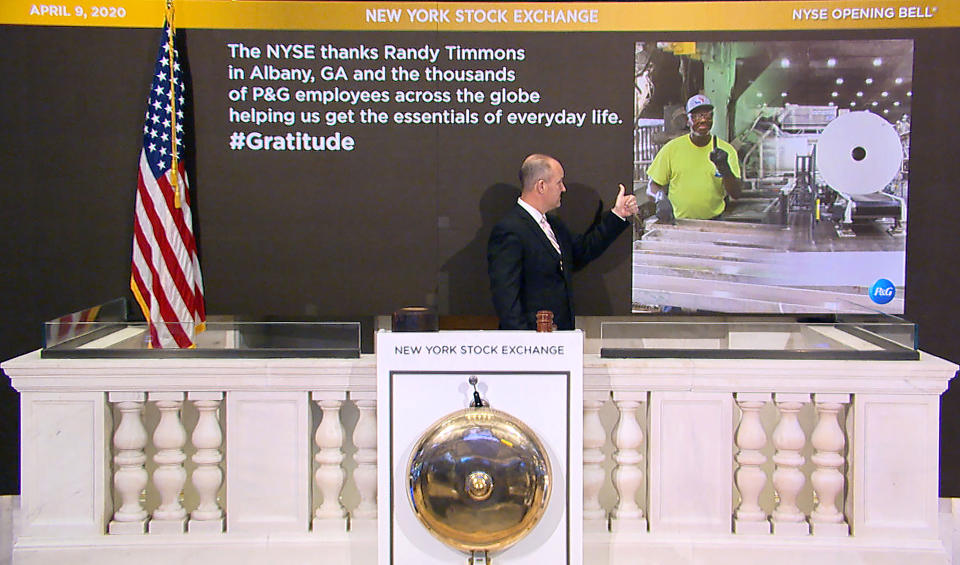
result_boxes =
[599,312,917,360]
[43,297,129,349]
[43,308,361,358]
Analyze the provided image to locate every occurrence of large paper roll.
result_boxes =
[816,110,902,195]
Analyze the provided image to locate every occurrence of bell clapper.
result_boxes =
[468,376,488,408]
[469,550,490,565]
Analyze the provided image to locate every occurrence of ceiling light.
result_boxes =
[907,91,912,97]
[827,58,837,67]
[871,101,878,107]
[856,91,864,97]
[756,91,763,97]
[781,92,788,98]
[831,91,839,97]
[895,77,904,85]
[883,109,890,114]
[828,101,835,106]
[881,91,889,97]
[780,58,790,68]
[836,77,844,85]
[873,57,883,66]
[849,101,856,107]
[865,78,874,85]
[893,101,901,107]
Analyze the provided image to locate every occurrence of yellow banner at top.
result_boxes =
[2,0,956,31]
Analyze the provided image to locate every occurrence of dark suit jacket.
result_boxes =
[487,203,628,330]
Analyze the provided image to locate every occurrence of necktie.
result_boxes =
[540,216,561,255]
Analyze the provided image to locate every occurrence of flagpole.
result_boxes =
[166,0,181,209]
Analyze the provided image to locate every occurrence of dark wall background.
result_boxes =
[1,24,958,496]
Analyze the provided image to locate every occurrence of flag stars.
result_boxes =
[141,24,192,181]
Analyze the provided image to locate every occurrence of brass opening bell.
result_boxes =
[406,375,552,560]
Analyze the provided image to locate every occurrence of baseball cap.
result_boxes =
[686,94,713,114]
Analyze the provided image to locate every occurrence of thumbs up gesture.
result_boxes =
[612,184,639,218]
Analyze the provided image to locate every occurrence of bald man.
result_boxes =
[487,154,638,330]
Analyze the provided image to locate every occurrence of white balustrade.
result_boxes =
[734,392,771,534]
[109,392,149,535]
[582,391,608,529]
[810,393,850,536]
[610,392,647,532]
[351,393,378,523]
[149,392,188,534]
[188,392,224,533]
[312,394,347,531]
[4,348,956,565]
[771,393,810,535]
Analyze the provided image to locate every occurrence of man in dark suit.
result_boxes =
[487,154,639,330]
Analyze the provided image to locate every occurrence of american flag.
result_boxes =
[130,17,205,348]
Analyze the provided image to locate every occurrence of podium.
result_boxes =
[376,330,583,565]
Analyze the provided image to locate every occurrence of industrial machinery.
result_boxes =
[747,106,906,237]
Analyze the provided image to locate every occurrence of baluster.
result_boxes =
[313,394,346,532]
[734,393,771,534]
[352,393,378,525]
[149,392,187,534]
[583,392,608,530]
[771,393,809,535]
[188,392,224,533]
[810,393,850,536]
[109,392,148,534]
[611,392,647,532]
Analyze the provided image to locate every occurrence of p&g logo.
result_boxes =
[869,279,896,305]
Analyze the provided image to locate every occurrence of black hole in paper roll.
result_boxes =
[851,146,867,161]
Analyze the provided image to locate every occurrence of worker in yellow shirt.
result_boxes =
[646,94,742,222]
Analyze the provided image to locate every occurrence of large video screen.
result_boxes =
[632,39,912,314]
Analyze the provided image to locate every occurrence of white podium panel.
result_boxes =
[853,393,941,539]
[226,391,311,533]
[648,391,734,533]
[377,330,583,565]
[20,391,110,537]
